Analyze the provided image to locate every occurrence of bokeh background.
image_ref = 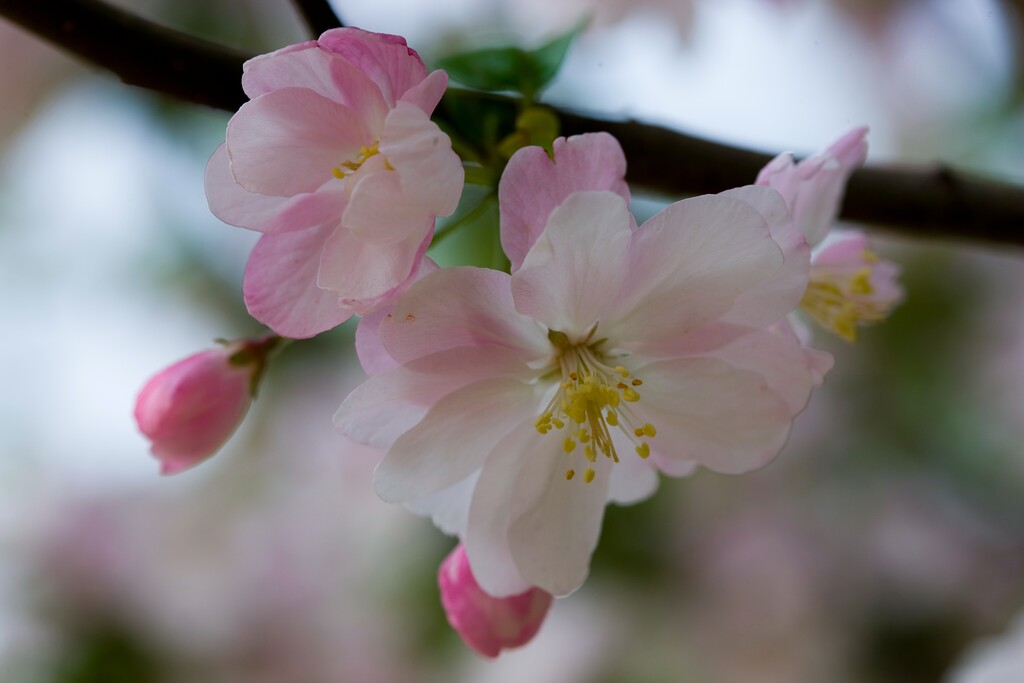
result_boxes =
[1,0,1023,681]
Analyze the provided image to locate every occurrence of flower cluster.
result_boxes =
[135,26,903,658]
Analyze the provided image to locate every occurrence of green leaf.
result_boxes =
[437,47,530,94]
[438,19,587,99]
[525,19,587,95]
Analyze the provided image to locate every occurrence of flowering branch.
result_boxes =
[289,0,344,35]
[2,0,1023,246]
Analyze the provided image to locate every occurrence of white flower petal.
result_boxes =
[507,447,612,596]
[511,191,632,337]
[373,377,540,502]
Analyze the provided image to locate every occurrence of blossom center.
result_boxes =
[332,141,384,179]
[534,333,656,484]
[800,250,887,342]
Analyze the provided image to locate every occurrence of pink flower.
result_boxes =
[206,28,464,338]
[336,134,822,596]
[801,231,903,341]
[439,544,552,658]
[756,126,867,248]
[135,338,277,475]
[756,128,902,340]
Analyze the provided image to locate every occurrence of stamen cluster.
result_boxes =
[534,340,656,484]
[801,251,887,342]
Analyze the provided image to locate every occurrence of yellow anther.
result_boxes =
[331,167,346,179]
[617,382,628,390]
[622,387,640,402]
[563,437,576,454]
[605,411,619,426]
[569,371,578,381]
[614,366,629,378]
[631,378,643,386]
[642,423,656,437]
[565,469,575,481]
[577,429,591,444]
[636,442,651,459]
[584,445,595,462]
[584,468,596,483]
[551,418,565,429]
[634,427,645,438]
[850,268,874,295]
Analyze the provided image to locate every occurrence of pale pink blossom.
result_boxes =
[439,544,552,657]
[206,28,464,338]
[337,135,822,597]
[757,128,902,340]
[135,338,276,474]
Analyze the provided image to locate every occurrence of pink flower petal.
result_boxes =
[242,42,389,128]
[317,28,427,107]
[634,356,794,475]
[606,448,660,504]
[354,258,440,377]
[373,378,541,503]
[226,87,372,196]
[135,348,252,474]
[464,420,542,598]
[207,142,348,234]
[719,185,811,328]
[511,191,632,336]
[399,69,449,115]
[243,221,354,338]
[380,267,550,365]
[610,193,784,355]
[500,133,630,271]
[507,443,612,596]
[205,143,292,232]
[336,345,536,451]
[708,327,824,415]
[405,473,479,536]
[380,102,464,216]
[439,544,552,658]
[317,220,430,308]
[756,127,868,246]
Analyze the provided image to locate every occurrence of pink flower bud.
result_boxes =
[134,338,277,475]
[438,544,553,658]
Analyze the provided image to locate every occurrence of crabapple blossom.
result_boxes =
[336,134,824,597]
[205,28,464,338]
[757,127,902,340]
[135,337,278,475]
[438,544,553,658]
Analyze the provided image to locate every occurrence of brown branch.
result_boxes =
[2,0,1023,248]
[0,0,249,111]
[290,0,344,36]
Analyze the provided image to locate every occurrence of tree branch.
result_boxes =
[2,0,1023,248]
[290,0,343,36]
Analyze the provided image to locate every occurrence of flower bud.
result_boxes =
[134,337,278,475]
[438,544,553,658]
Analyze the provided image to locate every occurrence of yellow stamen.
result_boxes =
[584,468,595,483]
[565,469,575,480]
[331,141,382,178]
[534,334,659,484]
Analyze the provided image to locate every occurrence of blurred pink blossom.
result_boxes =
[134,337,276,475]
[758,128,902,340]
[206,28,464,338]
[439,544,552,658]
[337,134,821,597]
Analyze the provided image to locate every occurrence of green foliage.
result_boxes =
[437,21,586,101]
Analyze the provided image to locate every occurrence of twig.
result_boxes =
[290,0,343,36]
[2,0,1023,247]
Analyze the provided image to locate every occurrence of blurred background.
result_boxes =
[1,0,1023,681]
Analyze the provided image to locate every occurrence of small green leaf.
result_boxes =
[437,47,530,94]
[438,19,587,99]
[525,19,588,95]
